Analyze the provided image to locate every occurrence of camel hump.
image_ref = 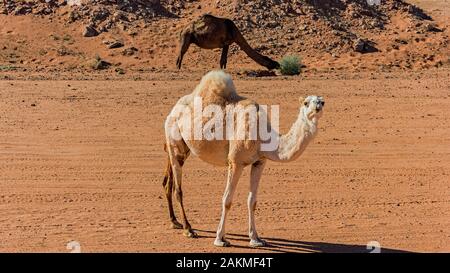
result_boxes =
[196,13,217,26]
[200,13,215,19]
[193,70,238,101]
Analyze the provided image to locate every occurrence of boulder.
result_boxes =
[108,41,124,49]
[353,38,378,53]
[122,47,138,56]
[82,25,99,37]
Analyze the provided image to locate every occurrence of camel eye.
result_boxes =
[304,101,308,106]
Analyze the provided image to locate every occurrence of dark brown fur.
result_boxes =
[176,14,280,70]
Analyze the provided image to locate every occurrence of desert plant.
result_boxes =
[50,34,60,41]
[63,34,72,41]
[38,49,48,56]
[279,55,301,75]
[0,65,19,71]
[87,54,111,70]
[115,67,125,75]
[57,46,73,56]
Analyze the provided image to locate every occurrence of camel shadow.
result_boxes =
[194,229,412,253]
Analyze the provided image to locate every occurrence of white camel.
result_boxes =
[162,70,324,247]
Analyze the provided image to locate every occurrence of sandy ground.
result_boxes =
[0,69,449,253]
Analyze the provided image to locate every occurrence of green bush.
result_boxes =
[279,55,301,75]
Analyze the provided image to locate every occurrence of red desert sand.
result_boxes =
[0,0,449,252]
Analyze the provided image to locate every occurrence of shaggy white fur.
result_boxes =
[193,70,239,100]
[163,70,325,248]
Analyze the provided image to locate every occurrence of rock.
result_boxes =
[118,23,128,31]
[112,11,129,22]
[246,70,277,77]
[122,47,138,56]
[353,38,377,53]
[91,8,109,22]
[127,30,138,36]
[33,6,53,15]
[407,5,432,20]
[115,67,125,75]
[395,38,408,45]
[13,6,31,15]
[425,23,442,32]
[82,25,99,37]
[86,55,111,70]
[68,10,80,23]
[94,60,111,70]
[370,20,384,29]
[299,24,308,31]
[103,20,115,30]
[347,4,360,19]
[108,41,124,49]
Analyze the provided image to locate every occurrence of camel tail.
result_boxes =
[228,20,280,70]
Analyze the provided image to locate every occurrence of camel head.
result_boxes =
[299,95,325,121]
[265,57,280,70]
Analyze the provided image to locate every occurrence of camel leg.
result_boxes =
[220,45,229,69]
[172,160,196,238]
[248,160,266,247]
[176,31,191,69]
[214,163,244,247]
[166,143,196,238]
[162,155,183,229]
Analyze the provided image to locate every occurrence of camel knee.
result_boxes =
[224,201,232,210]
[222,196,233,210]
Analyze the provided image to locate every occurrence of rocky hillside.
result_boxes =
[0,0,448,76]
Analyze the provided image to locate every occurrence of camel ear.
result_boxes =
[298,96,305,106]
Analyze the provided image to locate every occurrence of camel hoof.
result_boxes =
[183,229,198,238]
[214,238,231,247]
[171,221,183,229]
[249,238,267,247]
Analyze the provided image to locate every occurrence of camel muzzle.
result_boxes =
[316,100,325,112]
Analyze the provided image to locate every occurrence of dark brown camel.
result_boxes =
[176,14,280,70]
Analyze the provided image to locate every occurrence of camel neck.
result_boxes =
[263,108,318,162]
